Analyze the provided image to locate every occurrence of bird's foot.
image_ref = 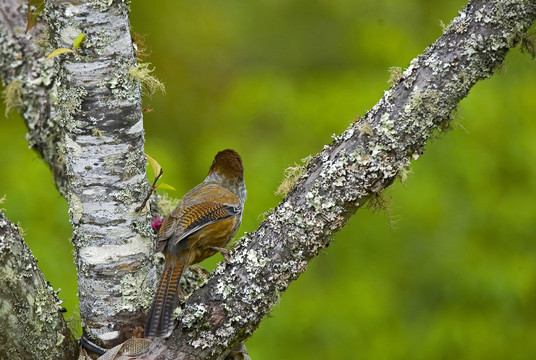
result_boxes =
[208,246,230,262]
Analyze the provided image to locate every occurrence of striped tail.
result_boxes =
[144,255,186,338]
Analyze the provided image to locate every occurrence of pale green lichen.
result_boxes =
[123,150,141,180]
[215,278,236,300]
[377,113,395,136]
[2,79,23,116]
[439,19,448,32]
[305,187,323,211]
[55,332,65,346]
[59,25,82,48]
[275,156,312,196]
[181,303,208,329]
[356,119,374,136]
[102,153,119,175]
[246,249,269,268]
[0,299,17,327]
[34,286,61,332]
[16,222,27,237]
[63,135,82,158]
[116,187,135,208]
[52,84,87,130]
[128,63,166,96]
[87,0,115,12]
[387,66,402,85]
[108,65,140,102]
[118,269,153,312]
[132,216,154,239]
[68,194,83,222]
[397,164,412,185]
[31,25,52,53]
[173,306,183,319]
[92,127,103,138]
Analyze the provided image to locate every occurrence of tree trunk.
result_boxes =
[1,0,153,351]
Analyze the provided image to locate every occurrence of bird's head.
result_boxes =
[208,149,244,181]
[206,149,246,203]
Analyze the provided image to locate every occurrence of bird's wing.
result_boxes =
[177,200,241,241]
[155,200,241,252]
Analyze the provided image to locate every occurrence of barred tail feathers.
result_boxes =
[144,256,186,338]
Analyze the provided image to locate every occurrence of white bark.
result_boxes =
[1,0,154,350]
[45,0,154,347]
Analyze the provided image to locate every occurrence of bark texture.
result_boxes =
[1,0,153,350]
[131,0,536,358]
[0,211,79,359]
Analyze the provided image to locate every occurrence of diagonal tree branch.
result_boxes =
[135,0,536,358]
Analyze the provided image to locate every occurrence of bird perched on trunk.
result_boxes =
[144,149,246,339]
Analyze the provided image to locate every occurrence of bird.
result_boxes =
[144,149,246,339]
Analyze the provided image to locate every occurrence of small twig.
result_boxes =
[136,168,163,212]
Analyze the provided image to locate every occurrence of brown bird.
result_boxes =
[144,149,246,339]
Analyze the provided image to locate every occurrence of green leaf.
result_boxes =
[158,183,176,191]
[25,0,45,33]
[73,33,86,49]
[145,153,162,178]
[26,8,37,33]
[44,48,74,61]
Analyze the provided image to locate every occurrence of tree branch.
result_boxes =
[135,0,536,358]
[0,211,79,359]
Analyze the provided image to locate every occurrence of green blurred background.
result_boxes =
[2,0,536,358]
